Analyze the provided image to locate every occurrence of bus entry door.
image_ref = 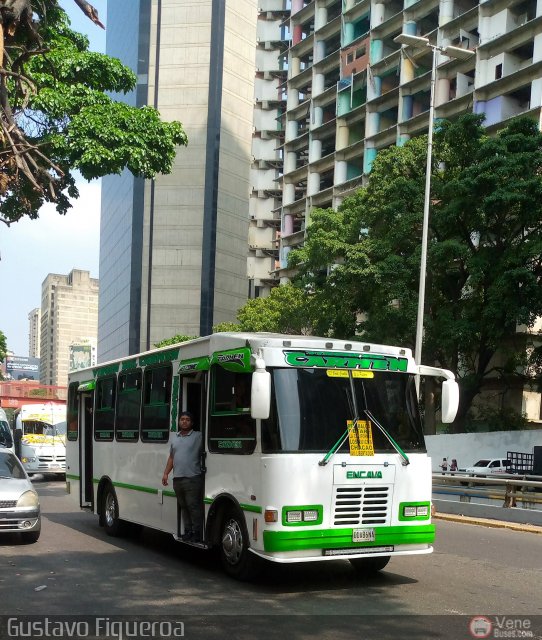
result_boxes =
[79,394,94,509]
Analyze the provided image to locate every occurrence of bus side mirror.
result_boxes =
[251,360,271,420]
[441,380,459,423]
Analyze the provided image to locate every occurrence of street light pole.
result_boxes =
[414,42,437,394]
[393,34,475,395]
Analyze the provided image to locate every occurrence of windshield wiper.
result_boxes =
[319,374,361,466]
[318,425,352,466]
[364,409,410,466]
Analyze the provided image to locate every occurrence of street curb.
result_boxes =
[434,512,542,534]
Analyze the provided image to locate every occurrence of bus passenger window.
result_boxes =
[141,365,171,443]
[67,382,79,442]
[95,376,116,441]
[209,367,255,454]
[116,369,142,442]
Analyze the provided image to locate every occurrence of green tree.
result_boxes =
[214,284,314,334]
[0,1,187,224]
[0,329,7,379]
[289,115,542,431]
[154,334,196,348]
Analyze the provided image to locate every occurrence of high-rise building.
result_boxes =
[28,308,41,358]
[248,0,542,292]
[40,270,99,386]
[98,0,258,361]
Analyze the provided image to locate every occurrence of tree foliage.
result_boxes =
[282,114,542,429]
[0,0,187,224]
[0,329,6,378]
[154,334,196,348]
[214,284,314,335]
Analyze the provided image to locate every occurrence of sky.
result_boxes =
[0,1,107,357]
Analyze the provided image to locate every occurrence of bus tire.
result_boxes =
[220,508,259,581]
[349,555,390,574]
[102,485,125,537]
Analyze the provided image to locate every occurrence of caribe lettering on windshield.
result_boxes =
[283,350,408,372]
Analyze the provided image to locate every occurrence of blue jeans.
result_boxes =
[173,475,204,537]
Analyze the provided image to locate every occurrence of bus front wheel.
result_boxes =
[220,509,259,581]
[349,555,390,574]
[102,485,125,537]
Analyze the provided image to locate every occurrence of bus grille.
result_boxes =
[333,486,390,526]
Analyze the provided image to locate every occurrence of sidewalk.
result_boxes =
[434,511,542,534]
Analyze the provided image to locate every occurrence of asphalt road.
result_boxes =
[0,477,541,639]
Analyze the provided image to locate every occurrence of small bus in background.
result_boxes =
[66,332,459,580]
[14,403,67,477]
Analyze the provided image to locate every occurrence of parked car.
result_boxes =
[465,458,512,475]
[0,449,41,543]
[0,407,13,450]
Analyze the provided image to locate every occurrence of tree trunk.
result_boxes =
[423,377,436,435]
[450,385,478,433]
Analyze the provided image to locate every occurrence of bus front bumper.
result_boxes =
[257,524,435,563]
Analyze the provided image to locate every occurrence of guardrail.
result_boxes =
[431,472,542,526]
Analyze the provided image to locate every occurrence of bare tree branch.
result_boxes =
[72,0,104,29]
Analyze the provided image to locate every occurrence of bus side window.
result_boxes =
[141,365,171,443]
[95,376,116,442]
[67,382,79,442]
[209,367,255,454]
[116,369,142,442]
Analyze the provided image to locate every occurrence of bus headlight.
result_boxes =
[17,491,39,508]
[286,511,302,523]
[283,506,322,525]
[400,502,430,520]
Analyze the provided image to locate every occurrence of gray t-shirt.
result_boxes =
[170,430,202,478]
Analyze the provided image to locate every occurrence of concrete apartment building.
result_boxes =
[40,270,99,387]
[248,0,542,421]
[248,0,542,291]
[28,308,41,359]
[98,0,258,361]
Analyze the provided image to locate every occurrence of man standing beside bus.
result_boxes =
[162,411,203,543]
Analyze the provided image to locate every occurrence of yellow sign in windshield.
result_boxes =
[348,420,374,456]
[326,370,374,379]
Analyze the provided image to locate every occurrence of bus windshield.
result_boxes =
[262,368,424,454]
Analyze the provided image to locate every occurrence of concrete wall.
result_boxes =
[425,430,542,472]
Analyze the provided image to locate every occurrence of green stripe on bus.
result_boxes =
[139,348,180,367]
[93,363,120,377]
[89,479,159,495]
[202,497,261,513]
[263,524,435,552]
[66,473,79,480]
[239,503,262,514]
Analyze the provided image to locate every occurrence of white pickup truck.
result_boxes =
[465,458,512,475]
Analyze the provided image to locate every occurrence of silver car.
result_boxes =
[0,449,41,543]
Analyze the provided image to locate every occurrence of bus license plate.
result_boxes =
[353,528,375,543]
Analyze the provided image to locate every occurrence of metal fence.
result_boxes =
[431,472,542,526]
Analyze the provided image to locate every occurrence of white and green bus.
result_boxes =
[66,332,459,579]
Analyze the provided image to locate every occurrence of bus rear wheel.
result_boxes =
[220,509,259,581]
[349,555,390,574]
[102,485,125,537]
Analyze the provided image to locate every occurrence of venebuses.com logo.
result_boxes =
[469,616,534,639]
